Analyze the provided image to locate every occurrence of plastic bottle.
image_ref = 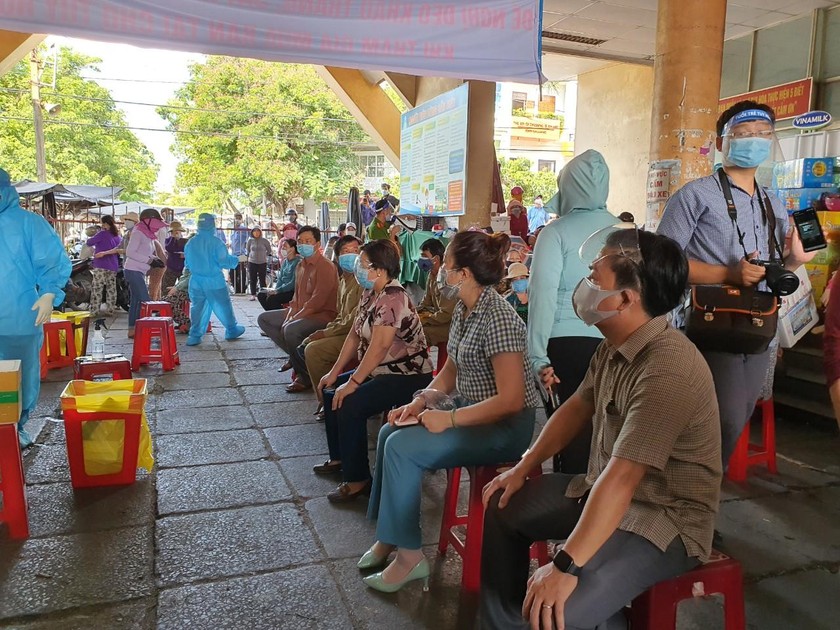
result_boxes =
[91,318,107,360]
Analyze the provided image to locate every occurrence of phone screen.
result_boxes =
[793,209,828,252]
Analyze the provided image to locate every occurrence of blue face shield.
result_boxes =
[354,258,375,290]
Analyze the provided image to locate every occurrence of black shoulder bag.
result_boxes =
[684,170,781,355]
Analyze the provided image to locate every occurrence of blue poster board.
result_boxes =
[400,83,469,217]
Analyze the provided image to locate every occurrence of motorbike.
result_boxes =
[61,257,130,313]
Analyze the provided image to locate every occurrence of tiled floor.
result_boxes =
[1,297,839,629]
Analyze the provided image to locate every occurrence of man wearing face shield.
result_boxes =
[657,100,815,467]
[480,226,722,630]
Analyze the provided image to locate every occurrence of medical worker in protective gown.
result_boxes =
[184,213,246,346]
[0,168,72,446]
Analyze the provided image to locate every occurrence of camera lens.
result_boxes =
[765,264,799,296]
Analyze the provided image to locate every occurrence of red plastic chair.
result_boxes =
[438,463,550,592]
[139,301,173,319]
[74,355,133,381]
[40,319,77,379]
[131,317,180,371]
[629,550,745,630]
[0,423,29,539]
[727,398,776,483]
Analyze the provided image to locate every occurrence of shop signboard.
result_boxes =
[400,83,469,216]
[792,111,832,130]
[719,78,813,121]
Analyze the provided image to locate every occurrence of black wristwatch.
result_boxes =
[552,549,582,576]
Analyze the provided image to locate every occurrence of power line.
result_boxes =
[0,115,368,146]
[0,86,360,124]
[80,75,189,85]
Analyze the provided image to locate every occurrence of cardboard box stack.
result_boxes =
[0,360,22,425]
[771,158,840,302]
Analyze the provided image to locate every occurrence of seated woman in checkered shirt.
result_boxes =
[360,230,541,594]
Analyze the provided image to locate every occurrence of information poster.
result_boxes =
[400,83,469,216]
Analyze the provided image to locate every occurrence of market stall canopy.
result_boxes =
[13,180,124,204]
[59,185,124,204]
[0,0,542,84]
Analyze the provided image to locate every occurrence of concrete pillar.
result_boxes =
[316,66,402,168]
[0,30,44,75]
[463,80,497,229]
[649,0,726,194]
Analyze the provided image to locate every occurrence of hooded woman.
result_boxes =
[527,149,618,474]
[124,208,168,337]
[183,213,245,346]
[0,167,71,446]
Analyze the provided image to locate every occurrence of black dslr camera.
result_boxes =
[749,259,799,296]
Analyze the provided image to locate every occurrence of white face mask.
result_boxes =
[124,220,135,229]
[572,278,624,326]
[346,229,357,236]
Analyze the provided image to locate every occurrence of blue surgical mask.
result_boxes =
[338,253,359,274]
[354,260,375,290]
[298,243,316,258]
[511,278,529,293]
[726,137,772,168]
[417,257,434,273]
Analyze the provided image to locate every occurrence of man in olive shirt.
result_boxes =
[258,226,338,390]
[480,228,721,630]
[367,198,401,244]
[301,236,363,405]
[416,238,457,347]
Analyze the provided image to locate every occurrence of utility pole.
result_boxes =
[29,50,47,182]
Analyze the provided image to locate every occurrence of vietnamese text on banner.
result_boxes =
[0,0,543,84]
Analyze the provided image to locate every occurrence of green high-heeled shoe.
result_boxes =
[357,546,391,570]
[362,558,430,593]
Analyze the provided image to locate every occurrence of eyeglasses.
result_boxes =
[724,130,774,139]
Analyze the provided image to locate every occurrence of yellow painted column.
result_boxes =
[316,66,402,168]
[647,0,726,227]
[0,30,44,75]
[462,80,497,229]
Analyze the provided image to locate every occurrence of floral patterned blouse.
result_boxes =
[353,280,433,377]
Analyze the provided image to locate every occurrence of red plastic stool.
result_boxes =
[433,342,448,376]
[131,317,180,371]
[182,299,212,332]
[40,319,77,379]
[74,355,133,381]
[629,550,745,630]
[727,398,776,483]
[139,301,173,319]
[438,463,550,592]
[0,423,29,539]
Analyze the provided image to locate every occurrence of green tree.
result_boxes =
[158,57,368,215]
[499,157,558,202]
[0,47,159,199]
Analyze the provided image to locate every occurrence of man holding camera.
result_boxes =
[658,100,813,465]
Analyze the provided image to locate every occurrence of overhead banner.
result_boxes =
[400,83,468,217]
[719,78,813,121]
[0,1,542,83]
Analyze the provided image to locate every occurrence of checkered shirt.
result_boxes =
[447,287,541,408]
[567,316,722,561]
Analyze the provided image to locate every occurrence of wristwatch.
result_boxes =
[552,549,582,576]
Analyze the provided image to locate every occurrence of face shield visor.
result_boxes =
[579,222,642,274]
[719,109,783,185]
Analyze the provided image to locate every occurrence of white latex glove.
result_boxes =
[32,293,55,326]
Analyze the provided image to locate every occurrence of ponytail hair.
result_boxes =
[449,231,511,286]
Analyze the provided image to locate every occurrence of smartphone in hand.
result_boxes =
[792,208,827,252]
[394,415,420,427]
